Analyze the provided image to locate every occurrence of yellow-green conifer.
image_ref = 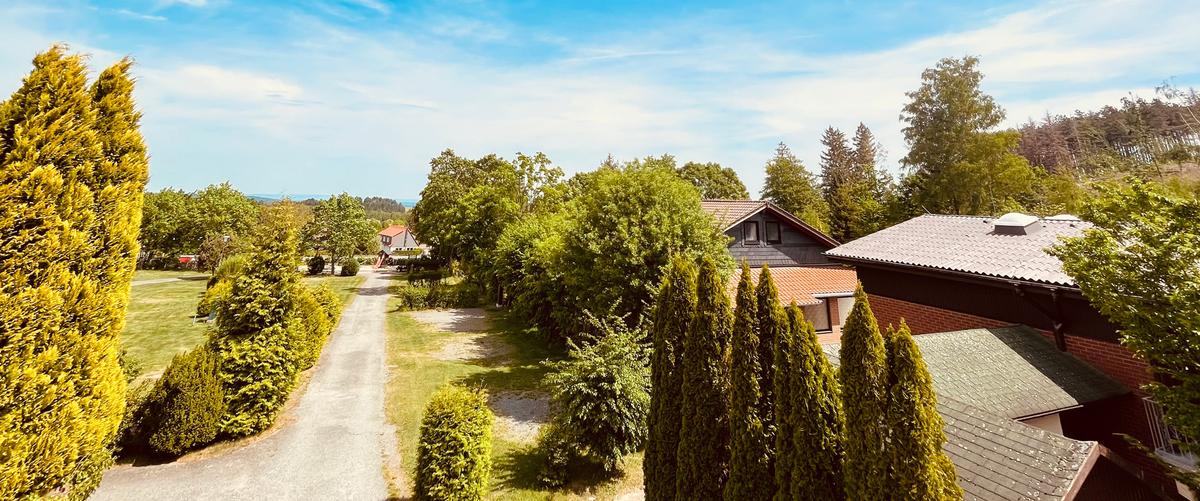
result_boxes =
[725,262,773,500]
[789,309,845,499]
[839,285,889,501]
[644,257,696,501]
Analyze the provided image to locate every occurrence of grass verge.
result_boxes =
[121,278,209,377]
[384,298,644,500]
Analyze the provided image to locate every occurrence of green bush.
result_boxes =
[214,254,249,282]
[307,255,326,275]
[339,258,360,276]
[408,269,446,286]
[143,346,226,456]
[416,385,493,501]
[395,283,481,310]
[395,284,431,309]
[197,279,233,316]
[311,283,343,324]
[115,380,155,455]
[540,317,650,473]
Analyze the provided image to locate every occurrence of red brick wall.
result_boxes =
[867,293,1175,494]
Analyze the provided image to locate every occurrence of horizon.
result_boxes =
[3,0,1198,200]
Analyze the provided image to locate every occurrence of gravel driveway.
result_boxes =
[93,269,395,501]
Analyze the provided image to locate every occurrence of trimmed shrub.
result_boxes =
[415,385,493,501]
[408,269,446,286]
[307,255,326,275]
[293,287,334,370]
[311,283,343,324]
[339,258,360,276]
[395,283,481,310]
[197,278,233,317]
[540,317,650,474]
[725,262,773,501]
[143,346,226,456]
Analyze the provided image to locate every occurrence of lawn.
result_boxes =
[121,276,210,378]
[384,290,644,500]
[132,269,207,282]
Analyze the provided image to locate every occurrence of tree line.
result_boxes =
[644,260,959,500]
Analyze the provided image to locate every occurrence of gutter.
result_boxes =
[1063,442,1102,501]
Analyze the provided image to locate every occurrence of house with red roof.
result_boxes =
[377,224,427,265]
[701,199,857,337]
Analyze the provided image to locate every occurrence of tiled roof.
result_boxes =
[730,265,857,306]
[939,396,1098,501]
[700,199,767,229]
[823,326,1127,419]
[378,224,406,237]
[825,214,1091,285]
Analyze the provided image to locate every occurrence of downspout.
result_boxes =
[1013,283,1068,351]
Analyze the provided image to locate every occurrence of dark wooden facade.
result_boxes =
[725,211,833,267]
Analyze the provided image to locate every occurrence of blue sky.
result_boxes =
[2,0,1197,200]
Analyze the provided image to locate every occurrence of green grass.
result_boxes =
[121,278,210,377]
[133,269,207,282]
[384,290,644,500]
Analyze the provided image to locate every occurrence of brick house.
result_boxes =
[826,213,1189,499]
[701,200,857,335]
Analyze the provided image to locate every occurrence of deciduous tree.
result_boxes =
[302,192,375,274]
[677,161,751,199]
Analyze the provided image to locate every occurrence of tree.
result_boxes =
[762,142,830,232]
[839,285,889,500]
[787,305,845,500]
[542,317,650,471]
[885,321,961,501]
[821,126,869,242]
[558,161,730,335]
[140,188,195,260]
[1050,180,1200,491]
[0,46,145,499]
[415,385,493,501]
[302,192,375,274]
[755,266,785,465]
[676,256,733,500]
[900,56,1041,215]
[645,257,697,501]
[677,161,751,199]
[820,127,856,196]
[773,304,802,500]
[725,263,774,500]
[191,182,259,246]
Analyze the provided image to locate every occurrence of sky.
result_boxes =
[1,0,1198,201]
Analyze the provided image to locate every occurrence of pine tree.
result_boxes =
[852,122,879,176]
[644,257,697,501]
[839,285,889,501]
[820,126,855,197]
[676,256,732,500]
[725,262,773,500]
[0,46,137,499]
[773,304,801,501]
[885,321,962,501]
[789,308,845,500]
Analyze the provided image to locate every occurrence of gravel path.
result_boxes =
[93,269,395,501]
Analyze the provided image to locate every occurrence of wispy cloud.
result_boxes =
[115,9,166,22]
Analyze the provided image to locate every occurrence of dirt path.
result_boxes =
[93,269,395,501]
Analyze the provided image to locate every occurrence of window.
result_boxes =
[743,221,759,243]
[382,236,391,245]
[801,299,832,332]
[765,222,781,244]
[1144,397,1197,468]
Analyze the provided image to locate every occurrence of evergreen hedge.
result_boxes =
[789,306,846,500]
[725,263,774,500]
[144,346,226,456]
[839,285,890,501]
[774,304,802,500]
[644,257,696,501]
[415,385,493,501]
[0,46,147,499]
[676,256,732,500]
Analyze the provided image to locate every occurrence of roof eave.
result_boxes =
[1062,442,1102,501]
[825,254,1081,291]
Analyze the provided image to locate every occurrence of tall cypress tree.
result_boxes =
[773,304,802,501]
[789,310,846,500]
[725,263,773,500]
[0,46,133,499]
[676,256,732,500]
[839,285,889,501]
[886,321,962,501]
[756,266,786,496]
[645,257,696,501]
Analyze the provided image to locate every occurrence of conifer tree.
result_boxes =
[725,262,773,500]
[839,285,889,501]
[772,304,802,501]
[761,142,830,232]
[789,309,845,500]
[756,266,786,491]
[644,257,696,501]
[676,256,732,500]
[0,46,140,499]
[886,321,962,501]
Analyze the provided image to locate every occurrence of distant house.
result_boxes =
[377,224,427,265]
[701,200,856,337]
[826,213,1188,499]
